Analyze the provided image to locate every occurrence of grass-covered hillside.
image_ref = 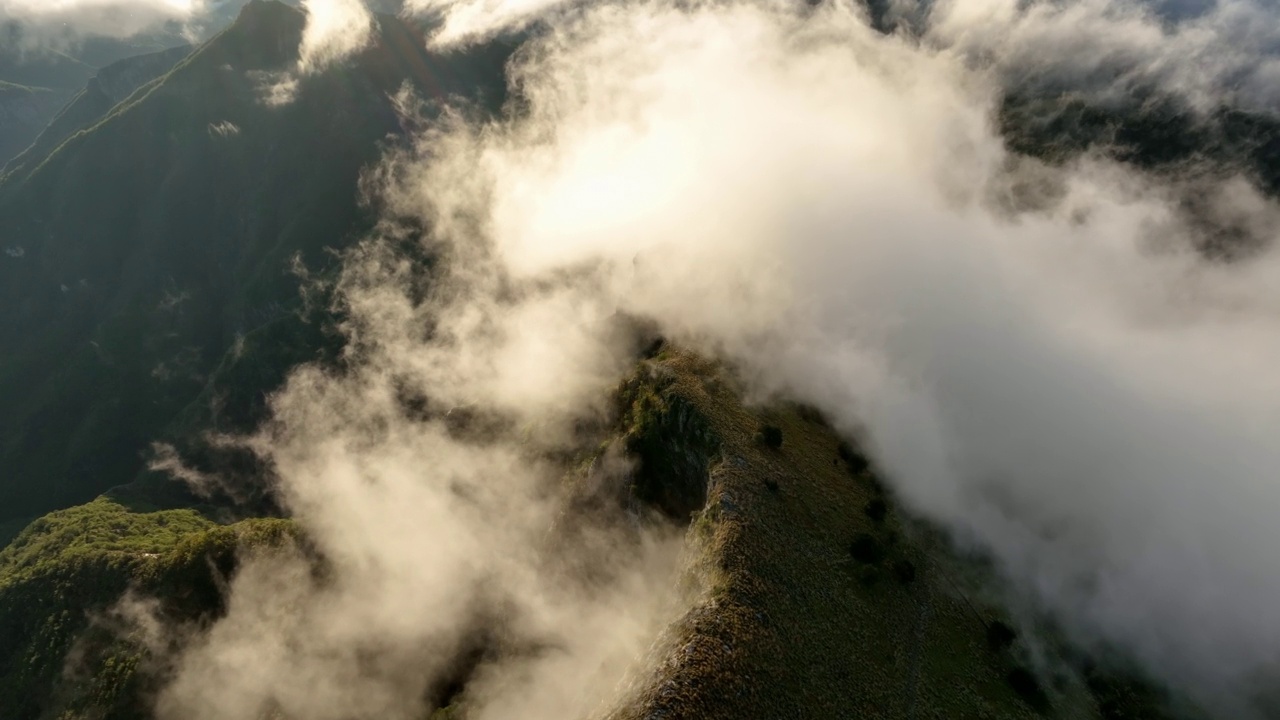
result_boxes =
[0,496,298,720]
[603,348,1188,720]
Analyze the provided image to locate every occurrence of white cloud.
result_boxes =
[927,0,1280,112]
[378,0,1280,714]
[150,95,689,715]
[297,0,373,72]
[251,0,374,105]
[0,0,210,46]
[0,0,374,67]
[405,0,569,47]
[142,0,1280,716]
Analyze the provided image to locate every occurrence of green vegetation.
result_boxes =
[0,8,517,716]
[615,363,722,521]
[0,496,298,719]
[0,498,213,584]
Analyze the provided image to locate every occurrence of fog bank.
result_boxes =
[148,0,1280,716]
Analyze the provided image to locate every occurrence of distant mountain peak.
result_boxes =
[229,0,306,46]
[235,0,303,26]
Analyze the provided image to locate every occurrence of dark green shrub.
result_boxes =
[795,404,829,427]
[892,559,916,584]
[837,441,868,473]
[864,498,887,523]
[856,565,881,588]
[617,376,720,522]
[987,620,1018,651]
[640,336,666,359]
[849,533,883,564]
[757,425,783,449]
[1007,667,1050,711]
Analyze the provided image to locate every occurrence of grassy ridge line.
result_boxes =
[612,348,1076,719]
[3,6,288,189]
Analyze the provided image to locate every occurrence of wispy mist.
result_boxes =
[371,0,1280,714]
[150,105,690,717]
[928,0,1280,113]
[296,0,373,70]
[141,0,1280,717]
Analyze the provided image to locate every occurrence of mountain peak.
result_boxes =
[235,0,298,22]
[230,0,306,41]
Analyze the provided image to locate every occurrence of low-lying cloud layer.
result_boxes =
[0,0,214,49]
[927,0,1280,113]
[408,0,1280,112]
[151,224,689,718]
[148,86,691,716]
[146,0,1280,717]
[0,0,382,57]
[377,0,1280,713]
[296,0,373,70]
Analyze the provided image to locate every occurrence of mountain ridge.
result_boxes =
[1,45,193,177]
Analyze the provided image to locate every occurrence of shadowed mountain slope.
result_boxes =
[0,82,74,167]
[2,45,193,177]
[0,32,196,167]
[0,0,514,524]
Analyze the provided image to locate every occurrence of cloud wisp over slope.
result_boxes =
[143,0,1280,717]
[0,0,381,57]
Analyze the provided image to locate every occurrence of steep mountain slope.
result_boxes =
[607,350,1186,720]
[0,49,92,165]
[0,82,74,166]
[0,49,96,92]
[2,45,193,177]
[0,33,197,167]
[0,0,514,524]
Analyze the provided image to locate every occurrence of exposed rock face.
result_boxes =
[616,364,722,522]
